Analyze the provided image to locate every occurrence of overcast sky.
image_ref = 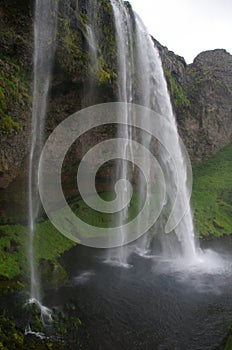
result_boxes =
[129,0,232,63]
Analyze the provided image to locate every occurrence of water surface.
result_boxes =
[44,237,232,350]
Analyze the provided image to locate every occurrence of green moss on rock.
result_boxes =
[0,57,30,134]
[56,0,117,86]
[164,68,190,109]
[57,16,89,80]
[0,222,76,281]
[0,314,24,350]
[0,302,83,349]
[39,259,68,290]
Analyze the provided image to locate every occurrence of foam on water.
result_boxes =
[73,271,95,285]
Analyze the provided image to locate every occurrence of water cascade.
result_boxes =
[84,0,99,106]
[28,0,58,317]
[135,15,198,261]
[106,0,135,267]
[108,0,198,263]
[86,0,99,73]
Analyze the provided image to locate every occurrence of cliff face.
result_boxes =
[157,42,232,161]
[183,49,232,161]
[0,0,232,216]
[0,0,33,190]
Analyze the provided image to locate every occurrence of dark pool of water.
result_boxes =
[44,238,232,350]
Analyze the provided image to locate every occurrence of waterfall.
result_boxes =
[108,0,198,263]
[134,16,198,261]
[106,0,135,266]
[28,0,58,312]
[134,15,198,261]
[86,25,98,70]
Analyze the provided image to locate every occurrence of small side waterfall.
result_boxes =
[28,0,58,313]
[107,0,198,263]
[86,25,98,70]
[86,0,99,76]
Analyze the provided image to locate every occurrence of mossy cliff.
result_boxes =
[56,0,117,85]
[0,0,32,192]
[0,0,119,224]
[156,38,232,162]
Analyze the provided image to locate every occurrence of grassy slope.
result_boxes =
[0,192,119,280]
[0,222,76,280]
[192,142,232,237]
